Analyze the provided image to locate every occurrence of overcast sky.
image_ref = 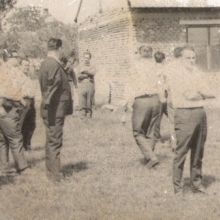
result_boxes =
[16,0,220,24]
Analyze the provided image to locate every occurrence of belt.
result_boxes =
[135,94,157,99]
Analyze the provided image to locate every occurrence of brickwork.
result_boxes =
[78,7,220,105]
[78,9,133,105]
[131,8,220,58]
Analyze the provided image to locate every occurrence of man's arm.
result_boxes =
[69,68,78,88]
[44,65,62,107]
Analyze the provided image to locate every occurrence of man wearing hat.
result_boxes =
[39,38,71,182]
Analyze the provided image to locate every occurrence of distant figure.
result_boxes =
[78,52,96,119]
[20,58,36,151]
[165,46,215,195]
[39,38,71,182]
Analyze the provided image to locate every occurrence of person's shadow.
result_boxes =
[62,161,88,177]
[0,175,15,187]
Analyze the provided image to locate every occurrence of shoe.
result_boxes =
[147,157,159,169]
[192,187,208,195]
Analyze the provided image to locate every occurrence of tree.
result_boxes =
[0,7,78,58]
[0,0,17,24]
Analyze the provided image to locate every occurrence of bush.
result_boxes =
[0,7,78,58]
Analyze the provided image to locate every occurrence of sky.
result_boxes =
[16,0,220,24]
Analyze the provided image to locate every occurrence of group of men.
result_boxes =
[0,37,96,183]
[0,37,216,195]
[128,45,215,195]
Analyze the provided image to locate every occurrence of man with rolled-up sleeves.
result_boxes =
[165,46,215,195]
[0,52,30,175]
[127,46,165,168]
[78,52,96,119]
[39,38,71,182]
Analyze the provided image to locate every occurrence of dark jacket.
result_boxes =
[39,57,71,121]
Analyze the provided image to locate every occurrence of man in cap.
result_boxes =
[39,38,71,182]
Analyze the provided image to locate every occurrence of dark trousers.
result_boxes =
[155,102,168,140]
[43,117,65,181]
[132,95,160,160]
[21,98,36,151]
[78,82,95,117]
[173,108,207,193]
[0,101,28,172]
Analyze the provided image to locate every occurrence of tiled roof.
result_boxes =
[129,0,220,8]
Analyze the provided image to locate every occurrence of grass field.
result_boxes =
[0,99,220,220]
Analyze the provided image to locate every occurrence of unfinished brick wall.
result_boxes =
[131,8,220,59]
[78,9,133,105]
[78,7,220,105]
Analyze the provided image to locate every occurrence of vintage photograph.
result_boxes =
[0,0,220,219]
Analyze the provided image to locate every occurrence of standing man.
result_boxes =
[39,38,71,182]
[78,52,96,119]
[127,46,164,168]
[20,58,36,151]
[165,46,215,194]
[60,56,78,114]
[153,51,167,141]
[0,51,30,175]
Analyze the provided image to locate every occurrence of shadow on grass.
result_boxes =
[0,175,15,187]
[27,156,45,168]
[183,175,217,192]
[32,146,44,152]
[62,162,88,177]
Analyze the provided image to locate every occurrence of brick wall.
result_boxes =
[78,7,220,105]
[131,8,220,58]
[78,9,133,105]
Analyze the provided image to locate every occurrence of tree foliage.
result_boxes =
[0,0,17,19]
[0,7,78,58]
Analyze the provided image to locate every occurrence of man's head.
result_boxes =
[154,51,165,64]
[139,46,153,58]
[180,46,196,70]
[59,56,68,68]
[20,58,30,75]
[4,50,20,67]
[83,52,92,65]
[47,38,62,51]
[173,47,182,58]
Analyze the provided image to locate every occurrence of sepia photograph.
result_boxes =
[0,0,220,219]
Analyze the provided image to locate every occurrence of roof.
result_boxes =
[129,0,220,8]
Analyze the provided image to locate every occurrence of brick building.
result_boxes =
[77,0,220,105]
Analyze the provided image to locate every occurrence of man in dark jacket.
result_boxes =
[39,38,71,182]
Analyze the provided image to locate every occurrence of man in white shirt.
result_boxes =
[165,46,215,195]
[19,58,36,152]
[0,52,32,175]
[128,46,164,168]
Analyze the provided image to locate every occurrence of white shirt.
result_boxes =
[125,58,163,101]
[165,62,213,108]
[0,63,34,101]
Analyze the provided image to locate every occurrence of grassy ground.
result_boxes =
[0,101,220,220]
